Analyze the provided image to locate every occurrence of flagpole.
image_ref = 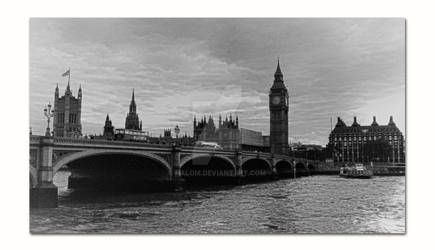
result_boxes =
[68,67,71,85]
[331,116,334,163]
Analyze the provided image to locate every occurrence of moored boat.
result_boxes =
[339,163,373,179]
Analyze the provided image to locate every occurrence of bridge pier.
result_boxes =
[171,147,185,191]
[30,137,58,208]
[270,155,279,180]
[235,150,245,184]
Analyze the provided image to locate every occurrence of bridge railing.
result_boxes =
[30,135,175,149]
[53,137,181,149]
[30,135,316,163]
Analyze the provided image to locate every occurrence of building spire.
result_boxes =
[55,83,59,97]
[66,68,71,91]
[129,89,136,113]
[271,57,285,89]
[371,116,379,126]
[275,57,283,76]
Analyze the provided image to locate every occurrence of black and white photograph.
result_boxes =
[28,18,406,234]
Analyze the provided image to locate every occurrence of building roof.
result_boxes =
[331,116,402,135]
[271,58,286,90]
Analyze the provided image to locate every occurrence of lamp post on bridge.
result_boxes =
[174,125,180,138]
[44,102,54,137]
[174,125,180,145]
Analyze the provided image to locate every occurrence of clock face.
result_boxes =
[272,96,281,105]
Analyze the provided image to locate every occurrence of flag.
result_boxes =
[62,69,70,77]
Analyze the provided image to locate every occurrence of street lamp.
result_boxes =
[174,125,180,138]
[44,102,54,136]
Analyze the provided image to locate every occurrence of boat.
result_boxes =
[339,163,373,179]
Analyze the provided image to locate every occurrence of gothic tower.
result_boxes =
[103,114,114,138]
[269,58,289,155]
[125,89,141,130]
[53,80,82,137]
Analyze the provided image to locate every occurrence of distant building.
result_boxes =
[290,142,323,151]
[147,129,195,146]
[103,114,114,138]
[290,142,326,160]
[193,115,270,151]
[240,128,269,152]
[163,129,172,138]
[328,116,405,163]
[193,114,240,150]
[125,89,142,131]
[262,136,270,148]
[53,81,82,137]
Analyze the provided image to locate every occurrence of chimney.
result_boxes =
[371,116,379,126]
[388,115,396,126]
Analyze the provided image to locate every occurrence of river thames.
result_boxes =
[30,171,405,234]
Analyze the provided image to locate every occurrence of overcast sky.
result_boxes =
[29,18,405,145]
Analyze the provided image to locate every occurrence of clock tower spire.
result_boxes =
[269,58,289,155]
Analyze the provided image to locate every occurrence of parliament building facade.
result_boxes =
[193,114,240,150]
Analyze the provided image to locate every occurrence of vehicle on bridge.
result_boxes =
[339,163,373,179]
[114,128,149,142]
[194,141,223,150]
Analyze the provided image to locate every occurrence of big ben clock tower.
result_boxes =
[269,59,289,155]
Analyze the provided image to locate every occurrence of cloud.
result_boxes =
[29,18,405,145]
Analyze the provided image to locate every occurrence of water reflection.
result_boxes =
[30,171,405,234]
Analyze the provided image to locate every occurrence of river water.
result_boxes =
[30,171,405,234]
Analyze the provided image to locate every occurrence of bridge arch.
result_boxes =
[241,157,273,170]
[242,157,274,181]
[180,154,237,185]
[275,159,294,178]
[52,149,173,192]
[180,154,236,171]
[295,161,309,177]
[307,163,315,171]
[52,149,171,175]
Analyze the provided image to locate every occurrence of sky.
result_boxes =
[29,18,405,145]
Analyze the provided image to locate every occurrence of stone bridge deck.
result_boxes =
[29,135,320,208]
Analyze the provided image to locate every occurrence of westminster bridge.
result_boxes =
[29,135,323,208]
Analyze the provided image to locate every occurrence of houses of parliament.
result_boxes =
[51,60,291,155]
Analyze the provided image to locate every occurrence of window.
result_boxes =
[69,113,78,123]
[58,113,65,123]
